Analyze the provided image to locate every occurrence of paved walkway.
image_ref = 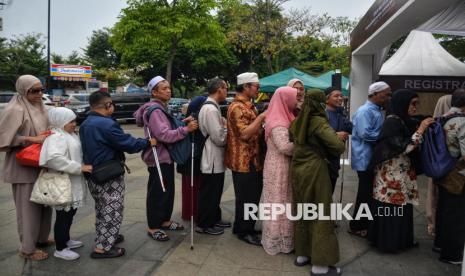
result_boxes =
[0,125,462,276]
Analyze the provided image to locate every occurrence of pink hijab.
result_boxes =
[265,86,297,141]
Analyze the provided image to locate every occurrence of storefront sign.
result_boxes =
[51,64,92,78]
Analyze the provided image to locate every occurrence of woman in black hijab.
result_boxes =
[368,89,433,253]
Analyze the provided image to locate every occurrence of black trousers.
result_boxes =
[196,172,225,228]
[54,208,77,250]
[147,164,175,229]
[232,170,263,237]
[350,170,374,232]
[434,186,465,261]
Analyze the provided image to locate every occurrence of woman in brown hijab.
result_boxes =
[0,75,52,260]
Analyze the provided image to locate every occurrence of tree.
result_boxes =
[111,0,226,83]
[0,33,47,88]
[84,28,120,69]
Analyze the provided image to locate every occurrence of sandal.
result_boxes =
[348,229,367,238]
[90,246,125,259]
[19,249,49,261]
[160,221,184,231]
[36,238,55,248]
[115,234,124,244]
[147,230,170,241]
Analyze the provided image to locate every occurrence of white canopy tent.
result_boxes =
[350,0,465,118]
[379,30,465,76]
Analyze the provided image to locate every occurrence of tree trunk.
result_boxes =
[165,40,177,83]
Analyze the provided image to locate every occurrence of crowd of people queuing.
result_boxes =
[0,73,464,275]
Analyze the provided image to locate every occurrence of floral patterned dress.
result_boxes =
[373,132,423,206]
[261,127,294,255]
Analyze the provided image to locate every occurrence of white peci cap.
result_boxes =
[237,72,259,85]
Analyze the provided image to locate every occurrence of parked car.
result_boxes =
[168,98,189,117]
[66,94,91,107]
[0,92,15,114]
[42,94,54,106]
[71,93,151,124]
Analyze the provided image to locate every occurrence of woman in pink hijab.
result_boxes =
[261,86,298,255]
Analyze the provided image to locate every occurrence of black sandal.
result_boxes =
[115,234,124,244]
[90,246,125,259]
[160,221,184,231]
[147,230,170,241]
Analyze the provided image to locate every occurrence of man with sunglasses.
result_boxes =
[225,72,266,246]
[79,91,156,259]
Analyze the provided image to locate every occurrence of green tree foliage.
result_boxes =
[111,0,227,83]
[0,34,47,88]
[439,35,465,62]
[84,28,120,69]
[51,51,84,65]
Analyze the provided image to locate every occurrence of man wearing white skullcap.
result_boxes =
[225,72,266,246]
[349,81,391,237]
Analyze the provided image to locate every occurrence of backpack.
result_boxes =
[192,101,218,159]
[145,105,191,165]
[421,114,465,180]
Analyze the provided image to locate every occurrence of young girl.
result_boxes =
[39,107,92,260]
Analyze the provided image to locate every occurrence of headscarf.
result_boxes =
[264,87,297,140]
[48,107,77,129]
[288,78,305,112]
[386,89,419,135]
[290,89,326,145]
[433,95,452,118]
[287,78,303,88]
[0,75,48,151]
[40,107,80,166]
[370,89,419,168]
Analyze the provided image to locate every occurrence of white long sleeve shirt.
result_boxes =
[199,97,227,174]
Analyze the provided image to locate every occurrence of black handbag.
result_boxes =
[91,159,130,184]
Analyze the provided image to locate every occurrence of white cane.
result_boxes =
[190,132,195,250]
[146,127,166,192]
[339,140,348,203]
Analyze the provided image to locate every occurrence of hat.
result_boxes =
[237,72,259,85]
[147,76,166,93]
[324,87,339,97]
[368,81,390,96]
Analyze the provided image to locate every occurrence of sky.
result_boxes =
[0,0,374,56]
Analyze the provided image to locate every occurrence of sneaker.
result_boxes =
[195,226,224,235]
[66,240,83,249]
[54,248,80,260]
[215,220,232,228]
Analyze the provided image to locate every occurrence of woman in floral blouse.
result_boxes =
[368,89,433,253]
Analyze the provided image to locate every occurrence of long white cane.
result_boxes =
[190,133,195,250]
[339,140,348,203]
[146,127,166,192]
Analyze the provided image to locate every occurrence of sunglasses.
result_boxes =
[29,87,45,94]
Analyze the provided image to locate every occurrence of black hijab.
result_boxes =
[370,89,419,168]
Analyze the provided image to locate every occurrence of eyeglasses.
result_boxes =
[29,87,45,94]
[98,101,115,109]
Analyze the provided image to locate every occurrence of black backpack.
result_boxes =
[192,101,219,159]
